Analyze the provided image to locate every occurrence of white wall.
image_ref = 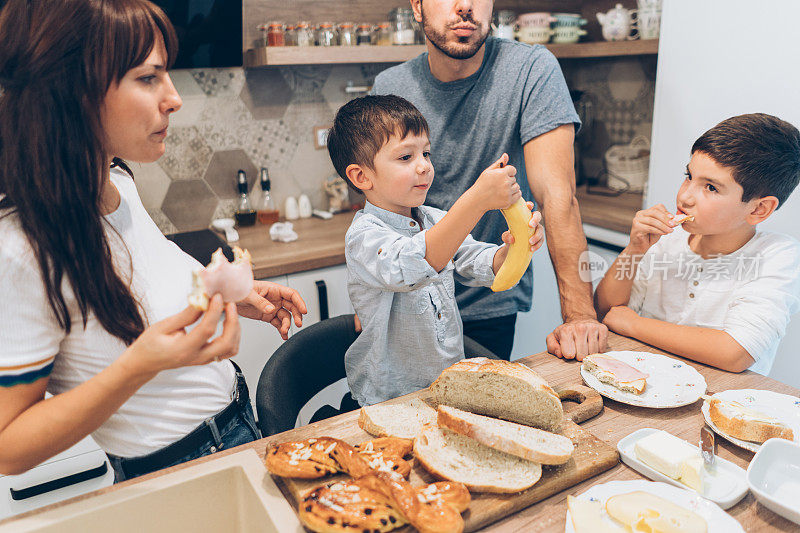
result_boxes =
[648,0,800,387]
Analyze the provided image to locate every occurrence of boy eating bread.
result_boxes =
[327,95,544,405]
[593,113,800,374]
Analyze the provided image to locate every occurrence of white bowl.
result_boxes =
[746,437,800,525]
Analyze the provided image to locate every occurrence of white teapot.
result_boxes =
[597,3,638,41]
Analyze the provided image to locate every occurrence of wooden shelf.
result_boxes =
[244,39,658,67]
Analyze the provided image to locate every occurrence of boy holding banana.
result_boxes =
[327,95,544,405]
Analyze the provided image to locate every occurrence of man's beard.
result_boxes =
[420,5,489,60]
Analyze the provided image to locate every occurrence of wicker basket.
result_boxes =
[604,135,650,192]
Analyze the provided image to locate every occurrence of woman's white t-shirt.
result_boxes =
[0,168,235,457]
[629,226,800,375]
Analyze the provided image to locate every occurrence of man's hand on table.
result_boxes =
[237,280,308,340]
[546,316,609,361]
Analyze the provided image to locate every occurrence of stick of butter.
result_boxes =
[634,431,698,479]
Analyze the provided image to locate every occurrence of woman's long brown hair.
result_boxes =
[0,0,178,345]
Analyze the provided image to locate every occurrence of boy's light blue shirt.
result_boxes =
[345,200,498,405]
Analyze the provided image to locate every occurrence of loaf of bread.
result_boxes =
[706,396,794,444]
[358,398,437,440]
[429,357,563,432]
[582,353,647,395]
[413,425,543,493]
[436,405,573,465]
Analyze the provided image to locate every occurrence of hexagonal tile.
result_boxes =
[197,96,254,151]
[283,100,335,144]
[190,68,246,97]
[159,126,213,181]
[203,149,258,200]
[130,161,170,211]
[162,179,218,231]
[240,69,292,120]
[241,118,297,172]
[286,137,336,211]
[281,65,331,104]
[322,65,366,115]
[147,208,178,234]
[267,167,303,214]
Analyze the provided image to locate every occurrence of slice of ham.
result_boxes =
[590,354,649,384]
[672,213,694,224]
[188,246,254,310]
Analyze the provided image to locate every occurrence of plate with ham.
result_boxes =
[580,351,707,408]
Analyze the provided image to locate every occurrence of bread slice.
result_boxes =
[358,398,437,440]
[429,357,563,432]
[413,425,542,493]
[582,353,647,395]
[707,396,794,444]
[436,405,573,465]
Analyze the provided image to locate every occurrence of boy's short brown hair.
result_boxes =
[327,95,429,192]
[691,113,800,208]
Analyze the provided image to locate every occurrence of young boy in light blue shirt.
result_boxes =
[327,95,544,405]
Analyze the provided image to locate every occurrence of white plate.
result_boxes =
[617,428,748,509]
[701,389,800,453]
[564,479,744,533]
[580,351,707,408]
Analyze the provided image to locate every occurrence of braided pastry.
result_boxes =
[299,471,470,533]
[265,436,413,479]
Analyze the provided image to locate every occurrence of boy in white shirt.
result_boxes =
[327,95,544,405]
[594,113,800,374]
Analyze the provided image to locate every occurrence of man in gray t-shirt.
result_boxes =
[371,0,607,360]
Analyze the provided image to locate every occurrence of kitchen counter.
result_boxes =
[11,333,797,531]
[235,211,356,279]
[235,189,639,279]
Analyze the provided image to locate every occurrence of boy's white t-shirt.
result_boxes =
[0,168,235,457]
[629,227,800,375]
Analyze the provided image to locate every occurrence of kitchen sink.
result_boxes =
[3,449,302,532]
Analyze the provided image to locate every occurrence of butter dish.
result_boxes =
[747,437,800,525]
[617,428,748,509]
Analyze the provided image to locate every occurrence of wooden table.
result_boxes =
[6,333,798,531]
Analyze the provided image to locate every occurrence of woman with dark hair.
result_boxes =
[0,0,306,481]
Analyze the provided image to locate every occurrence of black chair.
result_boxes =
[255,313,498,437]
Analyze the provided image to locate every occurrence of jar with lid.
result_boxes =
[295,21,314,47]
[316,22,337,47]
[375,22,392,45]
[356,23,374,45]
[284,24,297,46]
[390,7,416,45]
[492,10,516,40]
[338,22,357,46]
[256,23,269,47]
[266,21,285,47]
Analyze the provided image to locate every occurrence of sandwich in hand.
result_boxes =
[582,353,648,395]
[188,246,253,311]
[672,212,694,224]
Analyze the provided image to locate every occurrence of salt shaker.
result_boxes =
[298,194,312,218]
[284,196,299,220]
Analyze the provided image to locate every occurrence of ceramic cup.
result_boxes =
[552,13,588,28]
[636,0,662,11]
[552,26,587,43]
[638,8,661,39]
[515,26,553,44]
[516,12,555,28]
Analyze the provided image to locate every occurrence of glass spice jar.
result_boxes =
[338,22,357,46]
[266,21,285,47]
[295,21,314,47]
[284,24,297,46]
[256,23,268,47]
[375,22,392,46]
[356,23,374,45]
[390,7,416,45]
[316,22,337,47]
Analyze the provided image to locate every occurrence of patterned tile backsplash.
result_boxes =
[135,54,656,234]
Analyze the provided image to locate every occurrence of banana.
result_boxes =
[491,198,534,292]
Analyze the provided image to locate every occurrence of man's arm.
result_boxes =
[524,124,608,359]
[603,306,755,372]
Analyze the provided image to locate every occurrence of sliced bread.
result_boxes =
[413,425,542,493]
[358,398,437,440]
[582,353,647,395]
[707,396,794,443]
[436,405,573,465]
[429,357,563,432]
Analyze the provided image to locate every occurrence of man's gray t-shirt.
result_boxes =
[372,36,579,320]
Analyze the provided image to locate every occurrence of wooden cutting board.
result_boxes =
[265,384,618,532]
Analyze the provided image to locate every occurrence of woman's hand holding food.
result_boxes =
[237,280,308,340]
[120,295,241,378]
[492,204,544,273]
[628,204,677,255]
[468,153,521,211]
